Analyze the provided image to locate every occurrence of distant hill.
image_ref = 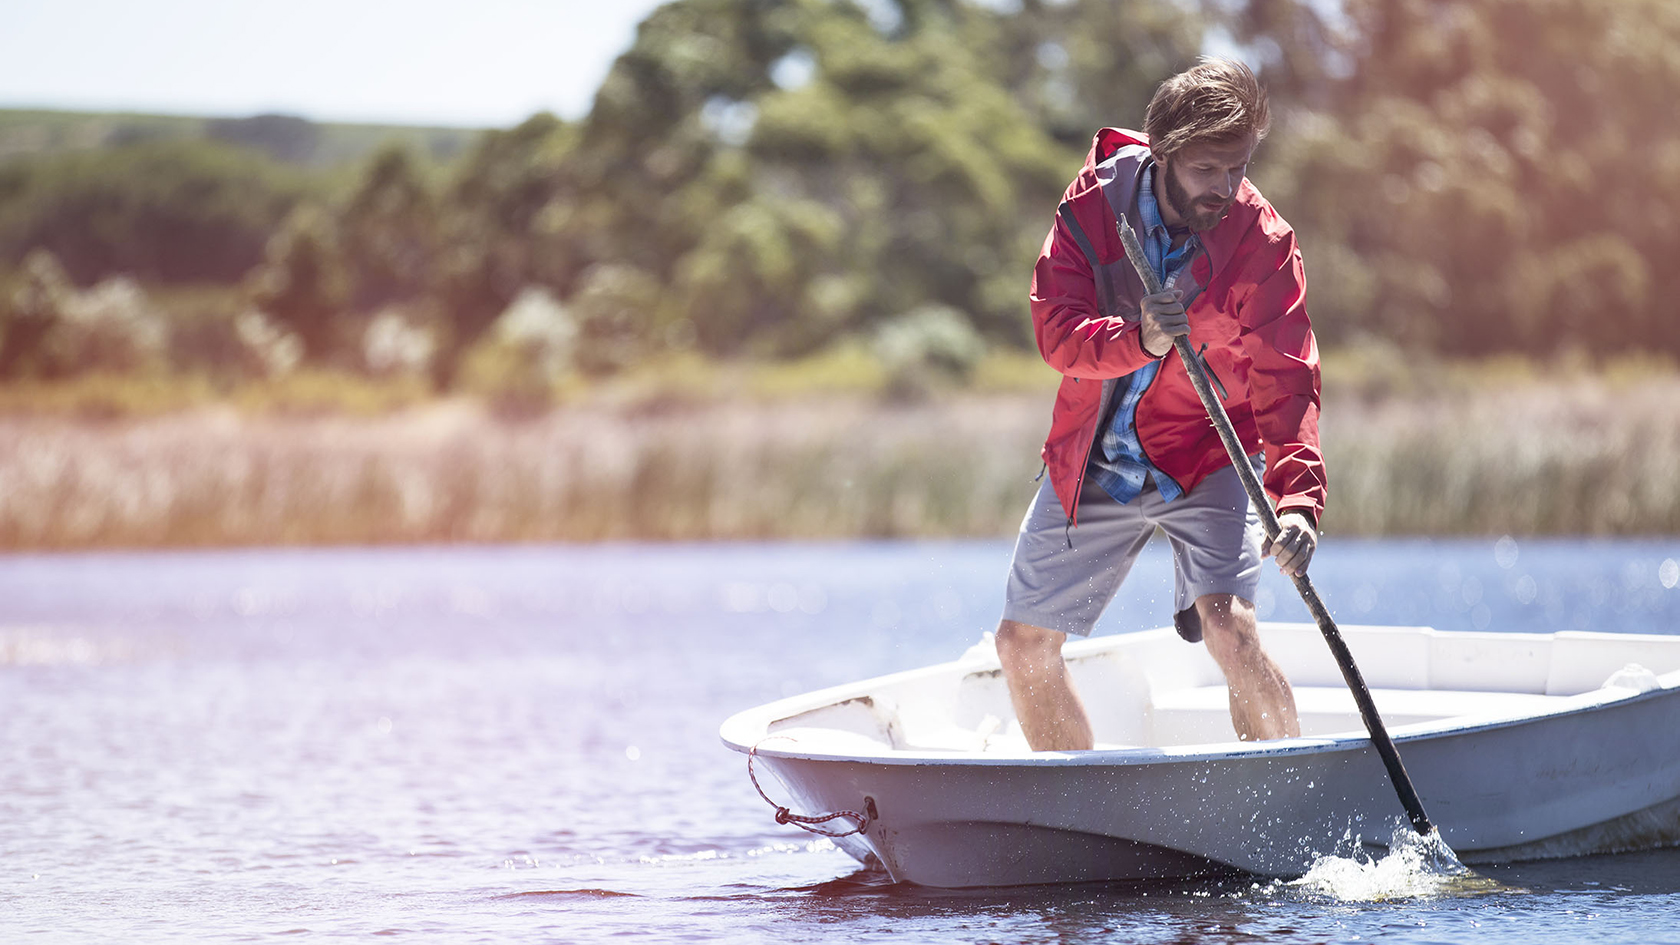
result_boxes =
[0,108,488,168]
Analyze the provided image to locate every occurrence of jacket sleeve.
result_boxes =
[1029,206,1160,380]
[1237,231,1327,525]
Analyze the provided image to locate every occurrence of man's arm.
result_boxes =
[1237,227,1326,573]
[1029,205,1164,379]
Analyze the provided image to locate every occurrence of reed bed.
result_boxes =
[0,377,1675,549]
[0,397,1048,549]
[1323,376,1680,536]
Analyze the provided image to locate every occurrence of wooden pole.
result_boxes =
[1118,218,1433,835]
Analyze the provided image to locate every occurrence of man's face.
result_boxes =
[1159,134,1258,232]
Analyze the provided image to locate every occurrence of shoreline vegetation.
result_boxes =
[4,4,1678,550]
[2,351,1675,550]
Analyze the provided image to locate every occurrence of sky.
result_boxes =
[0,0,673,127]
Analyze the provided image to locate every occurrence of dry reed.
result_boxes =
[1,377,1675,549]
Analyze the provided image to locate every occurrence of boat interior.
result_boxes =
[761,624,1680,754]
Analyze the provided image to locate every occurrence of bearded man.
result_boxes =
[996,58,1324,749]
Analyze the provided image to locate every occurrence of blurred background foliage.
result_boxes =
[2,0,1679,403]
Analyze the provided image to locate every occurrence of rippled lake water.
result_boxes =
[4,537,1679,943]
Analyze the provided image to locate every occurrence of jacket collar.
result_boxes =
[1085,128,1260,280]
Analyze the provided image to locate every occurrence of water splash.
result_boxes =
[1289,825,1504,902]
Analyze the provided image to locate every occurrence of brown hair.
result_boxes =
[1143,58,1270,161]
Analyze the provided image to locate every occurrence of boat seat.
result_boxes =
[1148,685,1575,745]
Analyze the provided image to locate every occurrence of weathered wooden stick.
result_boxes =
[1118,217,1434,835]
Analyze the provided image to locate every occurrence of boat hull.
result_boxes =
[726,627,1680,886]
[762,690,1680,884]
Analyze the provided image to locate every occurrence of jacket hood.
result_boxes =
[1079,127,1269,273]
[1086,127,1151,170]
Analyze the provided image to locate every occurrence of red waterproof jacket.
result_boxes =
[1030,128,1326,527]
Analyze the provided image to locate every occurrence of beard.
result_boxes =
[1163,164,1233,232]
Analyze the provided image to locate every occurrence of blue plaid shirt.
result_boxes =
[1087,162,1199,505]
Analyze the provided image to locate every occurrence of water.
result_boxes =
[3,537,1679,943]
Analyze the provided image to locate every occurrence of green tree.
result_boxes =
[430,113,571,387]
[41,275,168,376]
[0,139,309,285]
[248,206,350,363]
[0,248,71,377]
[340,145,440,313]
[1005,0,1207,146]
[545,0,1190,361]
[205,113,322,164]
[1233,0,1680,358]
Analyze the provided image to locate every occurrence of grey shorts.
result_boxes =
[1002,457,1265,639]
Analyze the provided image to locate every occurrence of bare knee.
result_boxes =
[996,620,1066,676]
[1196,594,1259,667]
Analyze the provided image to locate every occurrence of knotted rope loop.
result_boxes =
[747,737,870,838]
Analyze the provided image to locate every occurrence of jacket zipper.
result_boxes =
[1065,376,1118,533]
[1064,224,1206,527]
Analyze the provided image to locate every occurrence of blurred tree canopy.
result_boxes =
[0,139,309,285]
[2,0,1678,386]
[1243,0,1680,357]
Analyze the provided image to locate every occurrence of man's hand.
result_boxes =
[1264,512,1318,577]
[1139,289,1188,357]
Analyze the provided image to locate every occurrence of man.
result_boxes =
[996,58,1324,750]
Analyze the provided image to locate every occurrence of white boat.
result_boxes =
[720,623,1680,887]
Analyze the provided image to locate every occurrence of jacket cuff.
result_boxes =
[1273,499,1320,532]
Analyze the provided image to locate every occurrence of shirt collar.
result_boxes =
[1138,162,1167,239]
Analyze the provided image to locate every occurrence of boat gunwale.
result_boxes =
[726,681,1680,767]
[720,626,1680,768]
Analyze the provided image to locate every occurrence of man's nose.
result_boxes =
[1213,173,1237,199]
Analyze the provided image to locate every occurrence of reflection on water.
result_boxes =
[2,538,1679,943]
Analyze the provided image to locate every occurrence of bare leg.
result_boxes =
[995,619,1093,751]
[1198,594,1300,741]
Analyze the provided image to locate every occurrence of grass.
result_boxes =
[0,350,1674,548]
